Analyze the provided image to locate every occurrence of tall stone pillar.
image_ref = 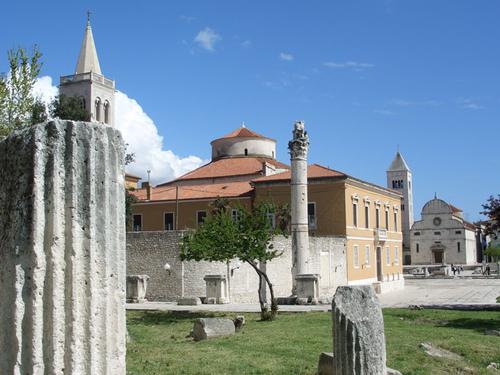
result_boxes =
[289,121,318,301]
[0,120,126,374]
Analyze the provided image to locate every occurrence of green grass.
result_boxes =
[127,309,500,375]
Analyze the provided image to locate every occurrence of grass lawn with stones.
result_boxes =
[126,309,500,375]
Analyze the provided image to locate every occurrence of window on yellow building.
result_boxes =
[365,206,369,229]
[375,207,380,229]
[386,246,390,266]
[394,246,399,265]
[364,245,370,267]
[164,212,174,230]
[196,211,207,226]
[308,202,317,229]
[133,214,142,231]
[353,245,359,268]
[394,211,398,232]
[385,209,389,230]
[353,203,358,227]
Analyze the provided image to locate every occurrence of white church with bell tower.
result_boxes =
[387,151,414,264]
[59,13,115,126]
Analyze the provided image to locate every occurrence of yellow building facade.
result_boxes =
[129,126,404,289]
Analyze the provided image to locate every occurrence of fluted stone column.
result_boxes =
[289,121,309,276]
[332,286,387,375]
[289,121,318,301]
[0,120,126,374]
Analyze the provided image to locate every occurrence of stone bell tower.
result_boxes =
[387,151,414,264]
[59,14,115,126]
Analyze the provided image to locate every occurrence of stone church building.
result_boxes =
[410,197,477,265]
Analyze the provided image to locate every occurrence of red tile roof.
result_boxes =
[131,181,253,202]
[464,221,477,231]
[449,204,463,213]
[252,164,346,183]
[220,126,267,139]
[159,157,289,184]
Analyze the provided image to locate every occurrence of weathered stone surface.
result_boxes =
[178,297,202,305]
[192,318,235,341]
[386,368,402,375]
[127,274,150,303]
[234,315,246,331]
[318,352,334,375]
[487,362,499,370]
[332,286,386,374]
[419,342,462,361]
[0,121,126,374]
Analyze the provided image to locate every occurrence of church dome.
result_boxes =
[210,125,277,161]
[421,198,454,215]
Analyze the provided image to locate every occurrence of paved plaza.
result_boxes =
[126,278,500,313]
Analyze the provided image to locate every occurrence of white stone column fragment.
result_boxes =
[288,121,310,277]
[0,120,126,375]
[332,286,387,375]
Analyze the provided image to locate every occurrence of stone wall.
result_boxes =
[126,231,347,303]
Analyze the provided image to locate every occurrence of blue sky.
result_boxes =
[1,1,499,221]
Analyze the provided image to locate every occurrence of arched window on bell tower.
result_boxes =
[104,100,110,124]
[95,97,101,122]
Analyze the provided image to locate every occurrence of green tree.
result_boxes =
[482,195,500,239]
[50,94,90,121]
[181,200,290,320]
[0,46,45,136]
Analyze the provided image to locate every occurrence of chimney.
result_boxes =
[142,181,151,200]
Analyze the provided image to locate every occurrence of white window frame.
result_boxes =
[394,246,399,265]
[393,209,398,232]
[308,202,317,230]
[364,204,370,229]
[353,245,360,269]
[352,195,359,227]
[163,211,175,231]
[385,207,390,230]
[231,209,239,222]
[375,206,380,229]
[386,246,391,266]
[266,212,276,229]
[196,210,207,227]
[133,213,143,232]
[364,245,371,267]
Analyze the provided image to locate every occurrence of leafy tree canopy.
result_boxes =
[181,200,290,320]
[50,94,90,122]
[0,46,46,137]
[481,195,500,239]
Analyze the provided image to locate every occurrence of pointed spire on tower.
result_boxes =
[75,12,102,75]
[387,150,411,172]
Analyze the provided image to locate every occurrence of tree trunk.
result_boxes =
[246,260,278,319]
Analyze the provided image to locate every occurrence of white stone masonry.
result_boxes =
[0,120,126,374]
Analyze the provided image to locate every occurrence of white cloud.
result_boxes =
[390,99,441,107]
[194,27,221,52]
[32,75,58,105]
[374,109,394,115]
[323,61,375,70]
[240,40,252,48]
[280,52,294,61]
[457,98,484,110]
[34,76,205,185]
[179,15,196,22]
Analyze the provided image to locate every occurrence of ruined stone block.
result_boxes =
[332,286,386,375]
[0,121,126,374]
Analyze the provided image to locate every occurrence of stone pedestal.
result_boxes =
[295,274,319,303]
[126,275,150,303]
[0,121,126,374]
[204,274,229,304]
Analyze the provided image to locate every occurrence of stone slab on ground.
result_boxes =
[420,342,462,361]
[317,352,334,375]
[177,297,202,306]
[192,318,236,341]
